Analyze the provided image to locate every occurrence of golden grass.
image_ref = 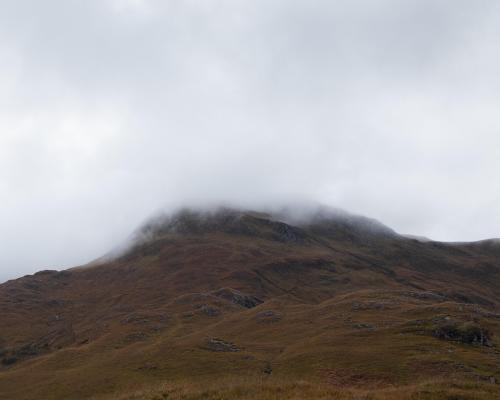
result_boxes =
[98,375,500,400]
[2,229,500,399]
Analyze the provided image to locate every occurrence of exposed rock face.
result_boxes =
[212,288,263,309]
[205,338,240,352]
[197,304,220,317]
[433,321,493,346]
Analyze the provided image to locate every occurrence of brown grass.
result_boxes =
[1,213,500,399]
[99,375,500,400]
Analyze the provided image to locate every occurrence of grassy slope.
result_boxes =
[1,212,500,399]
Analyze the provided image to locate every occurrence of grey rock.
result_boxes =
[205,338,240,352]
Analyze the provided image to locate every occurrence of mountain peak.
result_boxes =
[129,204,397,248]
[134,206,309,244]
[2,204,500,400]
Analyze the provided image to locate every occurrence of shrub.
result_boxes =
[459,322,491,345]
[2,356,18,366]
[433,321,492,346]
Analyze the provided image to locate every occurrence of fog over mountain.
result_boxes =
[1,0,500,281]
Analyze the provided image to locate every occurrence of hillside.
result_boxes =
[1,207,499,399]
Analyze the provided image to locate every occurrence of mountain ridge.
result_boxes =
[1,205,499,399]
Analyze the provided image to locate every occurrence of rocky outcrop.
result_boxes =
[212,288,263,309]
[433,321,493,346]
[205,338,240,352]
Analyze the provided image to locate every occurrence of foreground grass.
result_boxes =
[99,375,500,400]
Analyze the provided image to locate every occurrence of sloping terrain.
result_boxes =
[0,207,499,399]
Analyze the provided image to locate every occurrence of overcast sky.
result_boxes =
[1,0,500,281]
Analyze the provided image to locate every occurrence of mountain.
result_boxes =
[1,206,499,399]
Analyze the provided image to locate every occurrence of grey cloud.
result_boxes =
[1,0,500,281]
